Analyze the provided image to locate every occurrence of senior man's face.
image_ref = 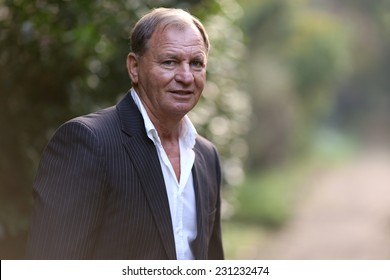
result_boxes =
[128,24,207,121]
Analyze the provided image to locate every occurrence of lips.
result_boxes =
[170,90,193,95]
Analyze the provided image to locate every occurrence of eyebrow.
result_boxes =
[158,52,206,61]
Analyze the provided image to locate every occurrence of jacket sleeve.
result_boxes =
[26,120,107,259]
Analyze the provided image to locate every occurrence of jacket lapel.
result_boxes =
[191,144,208,259]
[116,92,176,260]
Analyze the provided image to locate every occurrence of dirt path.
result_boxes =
[255,148,390,259]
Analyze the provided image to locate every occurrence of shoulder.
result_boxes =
[195,135,218,156]
[70,106,118,133]
[43,106,120,153]
[56,106,119,138]
[194,135,221,173]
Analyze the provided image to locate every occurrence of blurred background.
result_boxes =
[1,0,390,259]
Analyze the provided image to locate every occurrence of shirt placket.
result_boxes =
[157,141,186,258]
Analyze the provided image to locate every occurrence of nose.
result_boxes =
[174,63,194,84]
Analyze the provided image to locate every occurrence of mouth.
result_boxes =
[170,90,193,95]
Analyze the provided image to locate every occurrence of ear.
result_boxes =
[126,52,139,84]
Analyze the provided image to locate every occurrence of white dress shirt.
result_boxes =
[131,88,197,260]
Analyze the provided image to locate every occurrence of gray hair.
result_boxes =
[130,7,210,56]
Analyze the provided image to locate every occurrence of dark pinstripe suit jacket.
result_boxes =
[26,92,224,260]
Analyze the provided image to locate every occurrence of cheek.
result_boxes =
[152,69,175,86]
[195,73,206,90]
[141,69,169,90]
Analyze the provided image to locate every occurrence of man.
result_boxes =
[26,7,224,260]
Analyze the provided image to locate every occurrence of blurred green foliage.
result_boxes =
[243,0,352,170]
[227,0,390,257]
[232,129,359,228]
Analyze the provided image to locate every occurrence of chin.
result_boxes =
[168,107,192,118]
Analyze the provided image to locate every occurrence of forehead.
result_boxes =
[148,24,207,54]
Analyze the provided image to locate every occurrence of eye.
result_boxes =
[162,60,175,66]
[191,60,205,70]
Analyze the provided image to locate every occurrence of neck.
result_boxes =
[142,103,184,142]
[150,115,183,182]
[153,118,182,143]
